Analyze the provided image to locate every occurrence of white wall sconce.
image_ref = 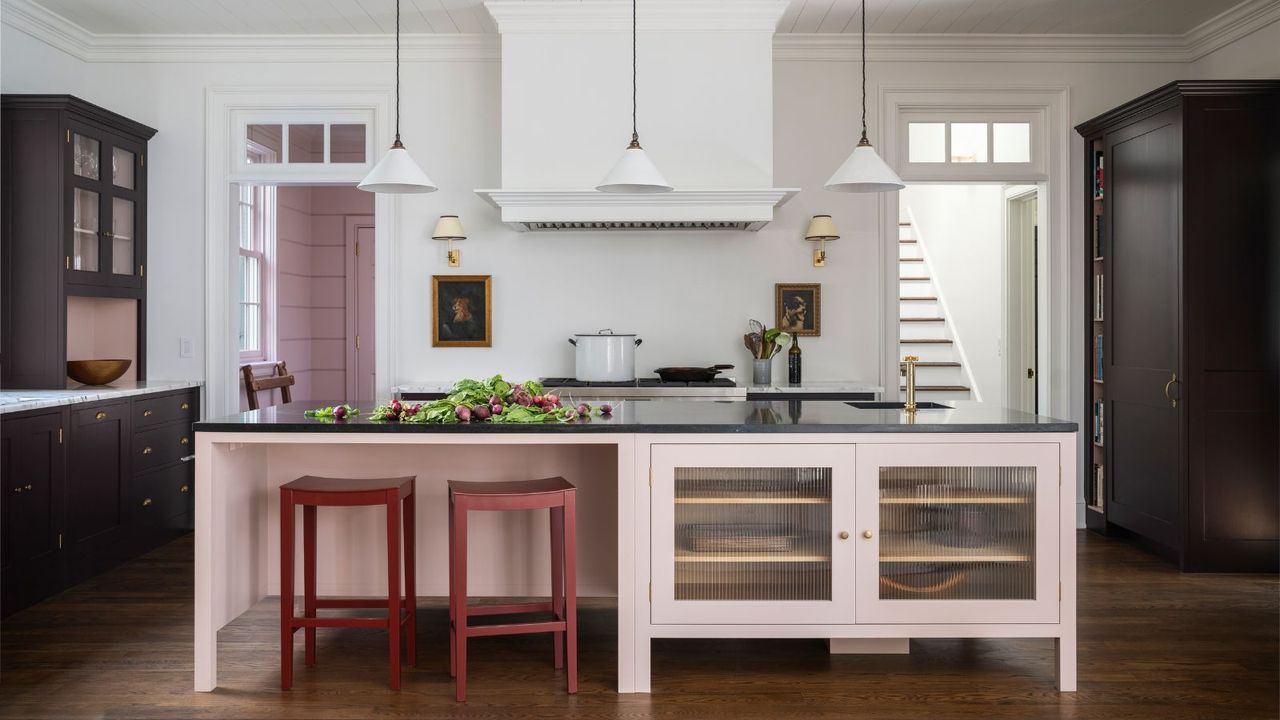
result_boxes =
[806,215,839,267]
[432,215,466,267]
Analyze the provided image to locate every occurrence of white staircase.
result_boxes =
[898,221,973,402]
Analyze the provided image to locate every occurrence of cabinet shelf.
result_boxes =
[675,553,829,564]
[879,538,1030,563]
[675,497,829,505]
[879,495,1029,505]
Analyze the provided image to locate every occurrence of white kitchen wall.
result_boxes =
[901,185,1005,405]
[4,19,1275,407]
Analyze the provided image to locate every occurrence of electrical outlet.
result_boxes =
[179,337,194,358]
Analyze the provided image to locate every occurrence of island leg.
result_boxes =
[194,436,218,692]
[1056,633,1077,690]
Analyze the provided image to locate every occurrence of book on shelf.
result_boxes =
[1091,464,1105,509]
[1093,151,1105,199]
[1093,214,1105,258]
[1094,334,1104,381]
[1093,274,1104,321]
[1093,401,1105,446]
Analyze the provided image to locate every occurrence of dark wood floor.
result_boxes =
[1,531,1275,719]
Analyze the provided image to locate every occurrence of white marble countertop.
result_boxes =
[0,380,203,415]
[397,380,883,395]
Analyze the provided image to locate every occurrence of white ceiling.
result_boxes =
[18,0,1251,36]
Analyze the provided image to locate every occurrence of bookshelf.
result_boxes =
[1085,138,1106,528]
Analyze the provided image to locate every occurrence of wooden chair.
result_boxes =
[241,361,296,411]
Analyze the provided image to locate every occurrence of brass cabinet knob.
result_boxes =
[863,530,874,539]
[143,409,153,417]
[24,484,32,491]
[13,487,22,494]
[142,498,153,507]
[180,402,190,411]
[180,437,190,445]
[142,447,153,455]
[180,485,190,494]
[95,411,107,420]
[838,531,850,540]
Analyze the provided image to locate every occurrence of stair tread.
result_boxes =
[899,296,938,300]
[900,317,945,322]
[913,361,961,367]
[900,277,931,281]
[898,257,924,262]
[899,239,917,243]
[900,385,971,392]
[898,222,912,226]
[900,338,953,344]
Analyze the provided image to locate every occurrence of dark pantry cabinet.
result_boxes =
[1,94,156,389]
[0,387,198,616]
[1077,80,1280,572]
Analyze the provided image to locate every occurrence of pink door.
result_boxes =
[345,218,375,405]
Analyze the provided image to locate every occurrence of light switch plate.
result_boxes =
[179,337,194,358]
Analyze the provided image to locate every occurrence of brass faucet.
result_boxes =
[900,355,919,412]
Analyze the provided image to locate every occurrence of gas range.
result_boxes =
[539,377,747,400]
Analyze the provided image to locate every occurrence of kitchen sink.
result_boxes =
[847,401,953,410]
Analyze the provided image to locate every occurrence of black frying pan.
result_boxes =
[654,364,734,382]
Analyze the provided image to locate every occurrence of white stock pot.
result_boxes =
[568,329,642,382]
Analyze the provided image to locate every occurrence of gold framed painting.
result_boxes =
[775,282,820,336]
[432,275,492,347]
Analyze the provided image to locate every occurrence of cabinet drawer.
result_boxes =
[74,400,130,427]
[133,423,192,471]
[128,464,191,526]
[133,390,196,429]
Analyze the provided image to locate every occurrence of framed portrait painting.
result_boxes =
[775,283,821,336]
[432,275,492,347]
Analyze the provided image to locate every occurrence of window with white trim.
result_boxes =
[898,111,1043,181]
[237,180,274,361]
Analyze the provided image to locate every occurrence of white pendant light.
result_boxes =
[597,0,672,194]
[359,0,437,194]
[825,0,903,194]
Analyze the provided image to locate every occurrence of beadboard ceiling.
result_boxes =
[17,0,1253,36]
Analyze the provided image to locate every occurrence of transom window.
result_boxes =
[231,108,375,182]
[244,122,368,165]
[897,110,1043,182]
[907,121,1031,164]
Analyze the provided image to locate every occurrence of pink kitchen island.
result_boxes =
[193,399,1078,693]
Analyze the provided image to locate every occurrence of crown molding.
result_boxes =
[484,0,790,34]
[3,0,1276,65]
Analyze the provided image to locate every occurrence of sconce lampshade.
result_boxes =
[805,215,839,241]
[432,215,466,240]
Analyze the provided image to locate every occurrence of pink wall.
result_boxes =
[66,296,138,384]
[272,185,373,405]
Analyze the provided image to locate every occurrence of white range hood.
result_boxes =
[478,0,797,232]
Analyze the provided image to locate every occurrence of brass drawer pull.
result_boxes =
[24,484,32,491]
[143,409,153,417]
[180,437,190,445]
[13,487,22,494]
[142,498,153,507]
[180,402,190,411]
[180,485,190,494]
[95,411,107,420]
[142,446,153,455]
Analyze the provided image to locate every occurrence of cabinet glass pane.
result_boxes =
[288,124,324,163]
[330,124,366,163]
[674,467,832,601]
[950,123,988,163]
[112,147,136,189]
[246,125,282,164]
[73,133,100,180]
[111,198,135,275]
[878,466,1035,600]
[72,188,99,272]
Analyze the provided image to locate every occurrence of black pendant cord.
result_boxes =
[630,0,640,147]
[859,0,868,144]
[394,0,403,147]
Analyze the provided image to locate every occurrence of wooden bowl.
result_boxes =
[67,359,131,386]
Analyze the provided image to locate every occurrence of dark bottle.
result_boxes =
[787,334,802,386]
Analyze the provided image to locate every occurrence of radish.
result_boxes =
[455,405,472,422]
[472,404,491,420]
[600,403,613,415]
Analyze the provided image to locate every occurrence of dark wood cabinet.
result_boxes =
[1,95,156,389]
[0,387,198,616]
[0,410,67,612]
[1077,80,1280,572]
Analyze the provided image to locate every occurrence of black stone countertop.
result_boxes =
[195,399,1076,434]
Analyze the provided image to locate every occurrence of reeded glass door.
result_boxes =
[651,444,855,625]
[854,443,1059,624]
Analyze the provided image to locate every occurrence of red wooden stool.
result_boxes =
[448,477,577,702]
[280,476,417,690]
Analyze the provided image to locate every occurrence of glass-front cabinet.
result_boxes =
[67,120,146,289]
[651,444,856,625]
[854,443,1060,624]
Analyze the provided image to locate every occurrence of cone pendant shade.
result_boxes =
[824,138,904,193]
[597,142,672,194]
[358,141,437,194]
